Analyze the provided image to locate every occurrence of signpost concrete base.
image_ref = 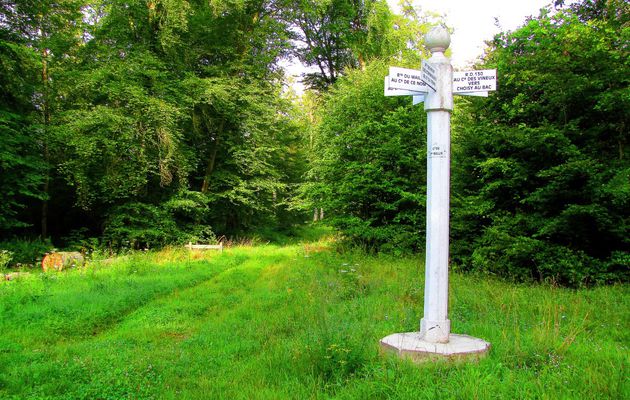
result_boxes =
[380,333,490,363]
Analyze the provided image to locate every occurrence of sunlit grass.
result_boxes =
[0,232,627,399]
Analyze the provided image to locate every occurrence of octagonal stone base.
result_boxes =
[380,332,490,363]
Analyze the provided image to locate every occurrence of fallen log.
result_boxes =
[42,252,85,272]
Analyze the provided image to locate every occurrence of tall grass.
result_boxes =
[0,236,627,399]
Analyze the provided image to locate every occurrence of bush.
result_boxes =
[59,227,101,254]
[450,7,629,286]
[103,192,216,250]
[466,226,615,286]
[0,237,54,267]
[0,249,13,270]
[308,61,426,253]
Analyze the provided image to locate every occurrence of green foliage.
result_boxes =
[54,51,189,209]
[252,224,336,245]
[0,237,54,267]
[0,0,88,238]
[0,0,308,240]
[307,61,427,252]
[103,202,179,249]
[289,0,388,90]
[186,76,308,234]
[0,250,12,270]
[451,4,629,286]
[103,191,216,250]
[0,37,46,231]
[0,110,47,230]
[59,227,100,254]
[1,0,626,291]
[289,0,430,91]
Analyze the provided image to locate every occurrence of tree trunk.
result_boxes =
[201,119,224,193]
[358,53,366,70]
[41,46,50,239]
[41,173,49,239]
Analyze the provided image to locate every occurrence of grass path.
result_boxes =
[1,240,628,399]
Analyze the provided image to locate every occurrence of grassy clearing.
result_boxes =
[0,233,628,399]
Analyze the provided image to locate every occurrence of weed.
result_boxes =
[0,250,12,270]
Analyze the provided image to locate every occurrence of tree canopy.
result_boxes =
[0,0,627,285]
[450,4,629,285]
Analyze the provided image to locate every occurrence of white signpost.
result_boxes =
[380,26,492,362]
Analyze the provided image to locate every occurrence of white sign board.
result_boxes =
[384,78,426,97]
[421,60,437,91]
[388,67,430,93]
[453,69,497,93]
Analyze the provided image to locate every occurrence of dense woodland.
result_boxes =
[0,0,628,286]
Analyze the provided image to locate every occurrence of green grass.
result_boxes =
[1,235,628,399]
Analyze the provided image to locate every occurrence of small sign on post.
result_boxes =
[388,67,430,93]
[384,78,426,97]
[421,60,438,91]
[453,69,497,93]
[412,95,425,105]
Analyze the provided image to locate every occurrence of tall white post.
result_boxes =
[380,25,490,362]
[420,26,454,344]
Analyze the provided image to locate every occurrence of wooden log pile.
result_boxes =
[41,252,85,272]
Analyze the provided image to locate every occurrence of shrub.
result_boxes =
[308,61,426,253]
[450,7,630,286]
[103,192,216,250]
[0,249,13,270]
[467,227,609,286]
[0,237,54,267]
[59,227,101,254]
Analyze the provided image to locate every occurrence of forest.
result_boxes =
[0,0,628,286]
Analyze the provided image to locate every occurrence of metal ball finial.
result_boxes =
[425,25,451,53]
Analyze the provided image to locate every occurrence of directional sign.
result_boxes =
[453,69,496,93]
[388,67,430,93]
[384,77,426,97]
[421,60,437,91]
[385,67,495,104]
